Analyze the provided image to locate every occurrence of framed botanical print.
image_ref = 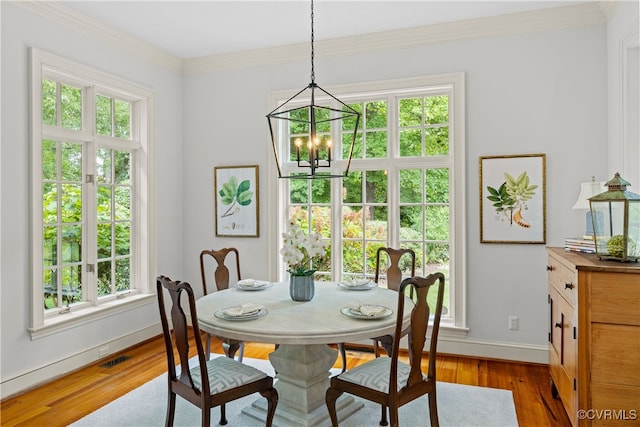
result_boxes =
[479,154,546,244]
[214,165,259,237]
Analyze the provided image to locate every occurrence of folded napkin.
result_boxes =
[343,278,371,287]
[237,278,258,286]
[347,303,388,316]
[222,302,264,316]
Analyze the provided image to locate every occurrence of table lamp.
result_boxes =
[572,177,605,240]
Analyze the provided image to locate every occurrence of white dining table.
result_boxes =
[196,280,412,427]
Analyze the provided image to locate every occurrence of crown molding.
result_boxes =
[183,2,606,75]
[13,1,183,74]
[13,1,605,76]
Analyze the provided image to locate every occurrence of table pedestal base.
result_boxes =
[241,343,364,426]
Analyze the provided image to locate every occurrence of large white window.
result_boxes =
[269,74,467,332]
[30,49,154,337]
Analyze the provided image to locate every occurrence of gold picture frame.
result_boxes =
[214,165,259,237]
[479,154,546,244]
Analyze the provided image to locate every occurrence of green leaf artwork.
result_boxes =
[219,176,253,218]
[486,171,537,228]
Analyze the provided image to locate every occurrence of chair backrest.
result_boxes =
[156,276,211,396]
[199,248,241,294]
[391,273,445,392]
[374,247,416,291]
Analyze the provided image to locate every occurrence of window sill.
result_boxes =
[29,293,155,340]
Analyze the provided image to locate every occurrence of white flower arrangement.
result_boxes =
[280,219,328,276]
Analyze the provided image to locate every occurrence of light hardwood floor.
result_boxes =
[1,334,571,427]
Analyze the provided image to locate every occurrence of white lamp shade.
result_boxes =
[572,181,605,209]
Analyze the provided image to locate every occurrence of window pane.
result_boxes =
[343,171,362,203]
[426,168,450,203]
[97,223,112,258]
[114,99,131,139]
[60,264,82,304]
[426,206,449,240]
[311,206,331,238]
[115,258,130,292]
[399,98,422,127]
[61,142,82,181]
[365,170,387,203]
[425,95,448,124]
[342,240,363,274]
[114,187,130,220]
[60,84,82,130]
[96,95,111,136]
[400,169,422,203]
[399,129,421,157]
[311,179,330,204]
[400,205,423,231]
[365,130,387,158]
[115,223,130,256]
[42,140,57,180]
[366,206,387,239]
[43,183,57,223]
[97,186,112,222]
[97,148,112,184]
[290,180,308,204]
[61,184,82,222]
[365,101,386,128]
[98,260,112,296]
[343,206,363,238]
[42,80,57,126]
[343,131,362,159]
[43,226,58,267]
[425,127,449,156]
[61,225,82,263]
[43,269,57,309]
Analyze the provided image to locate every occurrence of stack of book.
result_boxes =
[564,238,596,254]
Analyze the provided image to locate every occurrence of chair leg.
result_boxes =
[205,333,212,360]
[218,403,227,425]
[389,406,399,427]
[380,336,393,357]
[222,340,240,360]
[237,341,245,363]
[337,342,347,373]
[202,403,212,427]
[428,390,439,427]
[165,391,176,427]
[379,404,388,426]
[259,387,279,427]
[325,387,343,427]
[373,339,381,358]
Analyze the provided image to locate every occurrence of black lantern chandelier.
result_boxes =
[267,0,361,179]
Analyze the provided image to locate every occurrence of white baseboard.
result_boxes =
[0,324,162,400]
[437,337,549,364]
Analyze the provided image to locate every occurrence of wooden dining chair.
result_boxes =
[326,273,445,427]
[156,275,278,427]
[199,248,245,361]
[371,247,416,357]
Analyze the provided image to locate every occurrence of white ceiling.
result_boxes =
[60,1,593,59]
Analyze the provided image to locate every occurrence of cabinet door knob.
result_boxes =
[546,265,553,271]
[564,282,574,290]
[555,322,562,328]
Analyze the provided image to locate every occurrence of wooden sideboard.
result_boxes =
[547,247,640,426]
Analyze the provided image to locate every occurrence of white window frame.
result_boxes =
[29,48,156,339]
[267,74,468,335]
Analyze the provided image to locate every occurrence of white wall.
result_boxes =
[3,0,636,399]
[0,2,183,397]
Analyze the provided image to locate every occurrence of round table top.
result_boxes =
[196,281,412,345]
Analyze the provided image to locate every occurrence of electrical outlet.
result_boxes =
[98,346,110,357]
[508,316,519,330]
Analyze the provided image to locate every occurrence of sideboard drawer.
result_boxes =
[548,253,577,308]
[589,272,640,326]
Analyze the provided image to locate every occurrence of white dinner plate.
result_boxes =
[340,304,392,320]
[236,281,273,291]
[337,280,377,291]
[214,307,268,321]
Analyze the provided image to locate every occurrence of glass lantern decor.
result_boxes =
[588,173,640,262]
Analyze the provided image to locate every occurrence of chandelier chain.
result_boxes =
[310,0,315,83]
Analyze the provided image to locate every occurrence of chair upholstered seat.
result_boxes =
[336,357,412,394]
[191,357,269,394]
